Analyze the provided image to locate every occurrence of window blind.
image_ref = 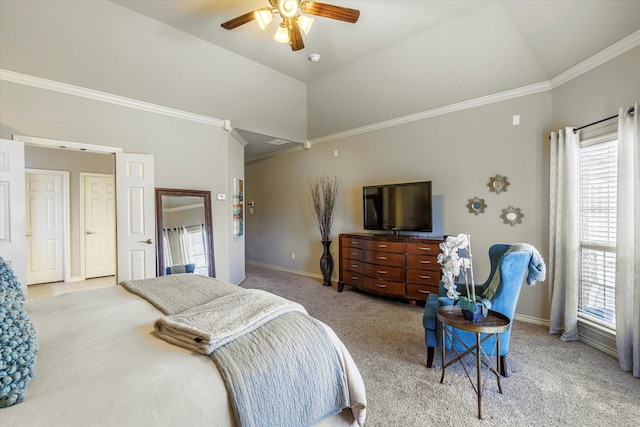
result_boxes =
[578,138,617,328]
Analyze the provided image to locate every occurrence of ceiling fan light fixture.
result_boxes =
[274,22,290,43]
[297,15,314,34]
[279,0,299,18]
[255,9,273,30]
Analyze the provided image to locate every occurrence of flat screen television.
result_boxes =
[363,181,432,233]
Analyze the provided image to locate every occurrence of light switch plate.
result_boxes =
[216,193,226,200]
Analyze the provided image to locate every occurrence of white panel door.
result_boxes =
[25,172,65,285]
[84,174,116,278]
[115,153,155,281]
[0,139,27,294]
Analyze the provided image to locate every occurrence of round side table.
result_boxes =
[437,305,510,419]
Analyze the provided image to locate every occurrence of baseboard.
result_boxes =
[246,260,335,282]
[67,276,83,283]
[578,318,618,359]
[513,313,549,327]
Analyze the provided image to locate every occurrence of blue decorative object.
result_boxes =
[0,257,25,299]
[0,257,38,408]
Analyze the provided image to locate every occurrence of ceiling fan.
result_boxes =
[221,0,360,51]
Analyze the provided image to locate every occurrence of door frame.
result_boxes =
[25,168,71,284]
[80,172,116,280]
[16,135,156,283]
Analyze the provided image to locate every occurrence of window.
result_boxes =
[186,225,208,275]
[578,134,617,329]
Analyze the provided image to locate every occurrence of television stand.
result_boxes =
[338,233,443,304]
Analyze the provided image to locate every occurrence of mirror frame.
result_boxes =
[155,188,215,277]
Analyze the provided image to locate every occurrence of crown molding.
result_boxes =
[309,30,640,147]
[549,29,640,89]
[0,69,226,128]
[309,81,552,145]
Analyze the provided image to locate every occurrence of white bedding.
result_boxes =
[1,285,366,427]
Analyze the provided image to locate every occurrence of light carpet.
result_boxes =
[241,263,639,427]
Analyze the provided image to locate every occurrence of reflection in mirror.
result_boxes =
[487,174,510,195]
[155,188,215,277]
[466,196,487,215]
[500,206,524,226]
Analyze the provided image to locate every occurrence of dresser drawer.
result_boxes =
[342,247,363,261]
[406,254,439,271]
[407,241,440,255]
[341,235,363,249]
[363,240,405,253]
[341,271,362,287]
[363,276,405,297]
[406,283,439,301]
[363,250,406,267]
[406,269,440,285]
[363,263,404,281]
[341,258,363,274]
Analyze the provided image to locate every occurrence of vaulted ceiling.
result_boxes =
[113,1,640,158]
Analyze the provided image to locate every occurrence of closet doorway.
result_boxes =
[25,170,67,285]
[81,173,116,279]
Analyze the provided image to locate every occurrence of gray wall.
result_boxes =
[0,0,307,144]
[246,47,640,322]
[0,1,308,284]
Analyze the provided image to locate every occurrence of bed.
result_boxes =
[2,274,366,426]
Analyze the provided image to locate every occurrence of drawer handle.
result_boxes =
[351,264,359,268]
[419,247,432,251]
[377,244,387,248]
[419,260,431,264]
[377,256,387,260]
[418,289,430,294]
[376,284,387,288]
[377,270,387,274]
[351,276,358,280]
[419,275,431,279]
[351,252,359,255]
[351,241,359,244]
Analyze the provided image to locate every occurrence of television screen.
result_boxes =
[363,181,432,232]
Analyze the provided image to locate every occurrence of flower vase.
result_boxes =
[462,303,484,322]
[319,241,334,287]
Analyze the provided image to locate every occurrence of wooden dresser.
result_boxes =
[338,233,443,304]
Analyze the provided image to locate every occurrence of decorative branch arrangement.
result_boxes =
[308,175,340,242]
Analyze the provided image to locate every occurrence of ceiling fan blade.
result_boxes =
[288,18,305,51]
[301,2,360,23]
[221,10,257,30]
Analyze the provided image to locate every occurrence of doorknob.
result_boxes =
[86,231,96,234]
[138,239,153,245]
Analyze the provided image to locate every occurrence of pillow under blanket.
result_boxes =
[0,257,38,408]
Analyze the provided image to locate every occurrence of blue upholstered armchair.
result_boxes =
[422,244,533,377]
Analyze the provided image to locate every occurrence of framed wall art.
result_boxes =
[233,178,244,237]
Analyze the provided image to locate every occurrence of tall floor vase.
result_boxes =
[319,241,334,287]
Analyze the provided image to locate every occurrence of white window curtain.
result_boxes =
[178,226,191,265]
[615,102,639,377]
[162,228,174,267]
[548,127,581,341]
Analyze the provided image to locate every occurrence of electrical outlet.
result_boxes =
[291,252,296,260]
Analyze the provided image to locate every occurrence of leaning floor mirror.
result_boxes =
[155,188,215,277]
